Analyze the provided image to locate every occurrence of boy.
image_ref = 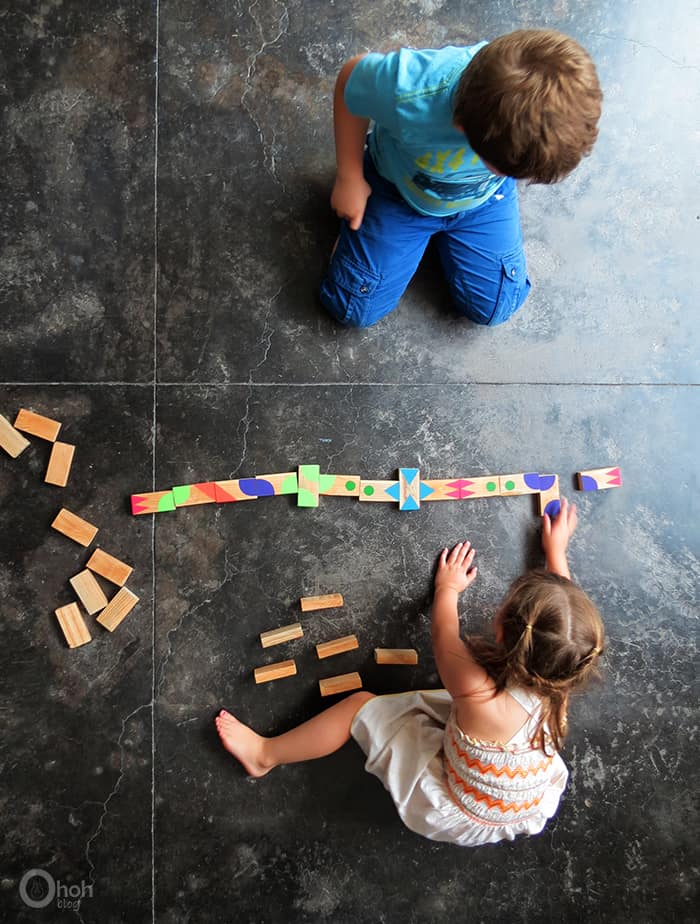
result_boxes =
[319,30,602,328]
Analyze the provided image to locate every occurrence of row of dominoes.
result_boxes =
[131,466,622,520]
[1,409,75,486]
[255,593,417,694]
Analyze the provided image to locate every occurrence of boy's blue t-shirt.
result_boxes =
[344,45,506,216]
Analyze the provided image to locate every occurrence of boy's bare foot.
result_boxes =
[214,710,272,777]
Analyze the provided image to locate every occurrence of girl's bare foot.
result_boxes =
[214,710,272,777]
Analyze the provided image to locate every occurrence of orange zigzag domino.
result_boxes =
[446,764,545,814]
[448,727,553,779]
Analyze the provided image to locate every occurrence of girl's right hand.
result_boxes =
[542,496,577,563]
[434,542,478,594]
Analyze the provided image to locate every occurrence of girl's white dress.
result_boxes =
[351,688,568,847]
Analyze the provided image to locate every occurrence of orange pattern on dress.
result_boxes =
[446,763,545,814]
[448,726,553,779]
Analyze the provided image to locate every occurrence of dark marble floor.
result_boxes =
[1,1,697,922]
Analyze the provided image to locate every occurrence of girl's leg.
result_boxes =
[215,691,376,777]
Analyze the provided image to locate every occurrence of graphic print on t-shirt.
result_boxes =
[411,147,494,202]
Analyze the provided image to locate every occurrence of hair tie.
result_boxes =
[524,623,533,634]
[592,646,601,656]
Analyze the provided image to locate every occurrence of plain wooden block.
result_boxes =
[131,490,176,514]
[537,474,561,518]
[375,648,419,665]
[300,593,344,612]
[45,441,75,487]
[55,602,91,648]
[316,635,359,659]
[255,472,299,495]
[319,672,362,697]
[398,468,421,511]
[213,480,258,503]
[358,479,400,502]
[172,483,218,507]
[14,408,61,441]
[297,464,320,507]
[420,476,500,501]
[69,570,108,615]
[497,473,541,496]
[0,414,30,458]
[96,587,139,632]
[51,508,99,547]
[254,659,297,684]
[577,466,623,491]
[318,474,361,497]
[86,548,133,586]
[260,622,304,648]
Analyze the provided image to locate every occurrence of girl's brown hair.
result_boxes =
[454,30,603,183]
[468,569,604,753]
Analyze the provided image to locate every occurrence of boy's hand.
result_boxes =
[542,496,577,577]
[331,174,372,230]
[434,542,478,594]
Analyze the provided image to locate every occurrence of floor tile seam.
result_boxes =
[151,2,160,922]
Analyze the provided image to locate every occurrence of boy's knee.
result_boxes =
[451,249,531,326]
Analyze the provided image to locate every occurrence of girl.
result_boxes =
[215,497,604,846]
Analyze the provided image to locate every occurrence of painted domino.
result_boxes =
[131,490,176,514]
[498,473,541,495]
[538,474,561,518]
[420,476,500,501]
[398,468,421,511]
[358,480,400,503]
[297,465,320,508]
[214,480,258,503]
[318,474,361,497]
[172,483,218,507]
[256,472,299,495]
[577,466,622,492]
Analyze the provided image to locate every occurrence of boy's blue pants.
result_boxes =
[320,152,531,328]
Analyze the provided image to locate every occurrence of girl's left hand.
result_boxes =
[434,541,478,594]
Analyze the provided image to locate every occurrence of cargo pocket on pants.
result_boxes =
[320,253,382,327]
[489,247,530,326]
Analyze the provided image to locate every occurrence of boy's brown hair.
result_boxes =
[454,30,602,183]
[468,569,605,753]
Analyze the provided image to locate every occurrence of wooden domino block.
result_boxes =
[297,465,320,507]
[577,466,623,492]
[172,483,218,507]
[45,441,75,487]
[55,602,92,648]
[316,635,359,659]
[52,508,99,547]
[375,648,418,665]
[255,472,299,495]
[537,474,561,518]
[300,593,344,612]
[96,587,139,632]
[14,408,61,441]
[498,473,541,496]
[260,622,304,648]
[254,659,297,684]
[319,672,362,697]
[213,480,257,503]
[420,476,500,501]
[69,570,108,615]
[318,474,361,497]
[131,490,176,514]
[358,480,400,503]
[0,414,30,458]
[86,548,133,586]
[398,468,421,511]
